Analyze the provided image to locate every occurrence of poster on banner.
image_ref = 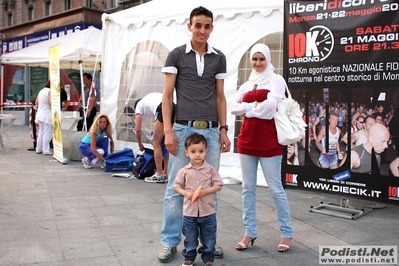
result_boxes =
[48,45,67,164]
[283,0,399,205]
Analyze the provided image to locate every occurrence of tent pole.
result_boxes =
[0,64,3,144]
[79,60,87,132]
[1,64,3,114]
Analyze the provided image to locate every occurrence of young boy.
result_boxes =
[174,133,224,266]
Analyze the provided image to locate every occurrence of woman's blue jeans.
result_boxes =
[182,213,216,263]
[239,154,293,239]
[79,137,109,162]
[160,123,220,247]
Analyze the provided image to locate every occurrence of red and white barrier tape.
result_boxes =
[1,101,100,108]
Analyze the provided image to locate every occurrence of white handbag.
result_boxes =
[273,84,307,146]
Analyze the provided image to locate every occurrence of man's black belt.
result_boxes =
[176,120,218,129]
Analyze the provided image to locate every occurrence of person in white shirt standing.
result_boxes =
[35,80,52,155]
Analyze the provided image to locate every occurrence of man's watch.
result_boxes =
[219,125,228,132]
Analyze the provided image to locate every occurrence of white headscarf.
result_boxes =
[248,43,275,86]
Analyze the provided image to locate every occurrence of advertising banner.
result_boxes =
[2,23,99,54]
[49,44,67,164]
[283,0,399,204]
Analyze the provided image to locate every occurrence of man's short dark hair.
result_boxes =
[185,133,207,148]
[373,112,383,119]
[83,73,93,81]
[190,6,213,24]
[364,115,375,124]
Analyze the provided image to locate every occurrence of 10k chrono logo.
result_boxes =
[288,25,334,63]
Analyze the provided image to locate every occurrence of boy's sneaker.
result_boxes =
[82,157,92,169]
[182,260,194,266]
[197,243,223,258]
[158,246,177,263]
[145,174,168,183]
[100,161,106,169]
[204,262,214,266]
[214,244,223,258]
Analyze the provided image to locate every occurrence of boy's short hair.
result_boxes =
[185,133,207,148]
[190,6,213,24]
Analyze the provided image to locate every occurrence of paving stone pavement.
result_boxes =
[0,125,398,266]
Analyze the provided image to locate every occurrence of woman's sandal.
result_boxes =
[236,236,257,250]
[277,238,291,252]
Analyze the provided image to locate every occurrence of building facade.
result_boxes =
[0,0,151,123]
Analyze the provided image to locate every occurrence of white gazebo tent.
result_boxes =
[1,26,102,69]
[1,27,102,122]
[101,0,284,185]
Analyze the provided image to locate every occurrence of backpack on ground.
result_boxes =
[132,148,156,179]
[104,148,134,172]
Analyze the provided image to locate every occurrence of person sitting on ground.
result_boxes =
[79,113,114,169]
[174,133,223,266]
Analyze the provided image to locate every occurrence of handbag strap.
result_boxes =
[284,83,293,99]
[271,74,292,100]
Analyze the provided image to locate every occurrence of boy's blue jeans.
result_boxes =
[182,213,216,263]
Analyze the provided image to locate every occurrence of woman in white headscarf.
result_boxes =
[230,43,293,252]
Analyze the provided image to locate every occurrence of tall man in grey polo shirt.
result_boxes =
[158,6,231,264]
